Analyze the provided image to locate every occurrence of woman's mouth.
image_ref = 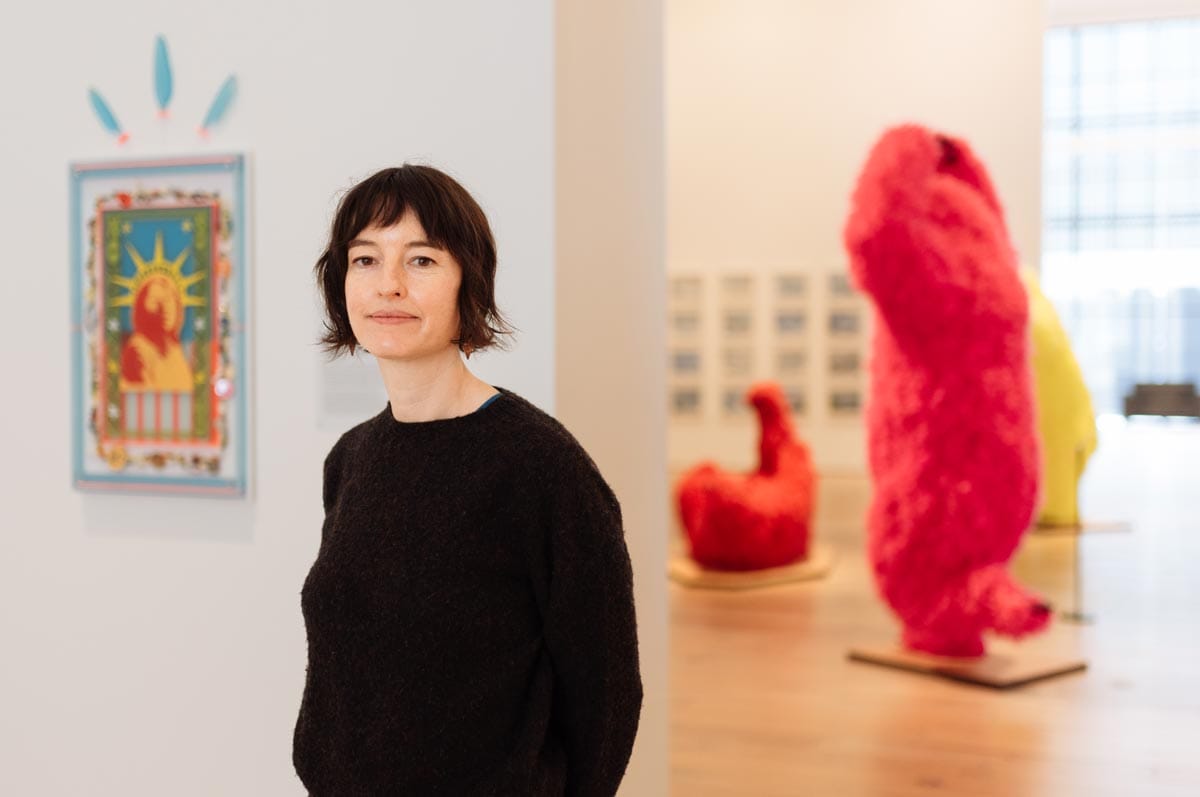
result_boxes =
[369,313,418,324]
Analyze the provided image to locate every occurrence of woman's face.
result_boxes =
[344,212,463,363]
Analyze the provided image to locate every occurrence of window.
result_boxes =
[1043,19,1200,413]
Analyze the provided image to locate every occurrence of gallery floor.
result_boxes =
[669,417,1200,796]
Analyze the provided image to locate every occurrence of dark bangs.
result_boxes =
[332,168,449,251]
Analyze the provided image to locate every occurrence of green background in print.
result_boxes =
[103,206,213,442]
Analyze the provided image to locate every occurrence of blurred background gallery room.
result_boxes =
[666,1,1200,796]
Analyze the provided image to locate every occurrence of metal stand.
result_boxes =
[1059,529,1093,624]
[1033,518,1131,623]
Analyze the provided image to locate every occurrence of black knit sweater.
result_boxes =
[293,387,642,795]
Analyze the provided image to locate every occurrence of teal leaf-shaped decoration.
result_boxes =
[199,75,237,136]
[154,35,173,115]
[88,88,129,144]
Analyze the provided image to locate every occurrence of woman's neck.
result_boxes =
[375,349,494,422]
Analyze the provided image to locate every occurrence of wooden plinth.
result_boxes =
[847,642,1087,689]
[1032,519,1132,536]
[668,543,835,590]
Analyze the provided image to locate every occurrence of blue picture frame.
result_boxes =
[69,154,250,496]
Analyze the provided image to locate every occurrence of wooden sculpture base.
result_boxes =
[847,642,1087,689]
[1032,519,1132,537]
[668,544,835,590]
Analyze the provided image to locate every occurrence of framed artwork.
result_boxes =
[668,274,705,421]
[70,154,249,496]
[722,385,751,417]
[723,347,753,377]
[671,387,702,417]
[719,274,755,338]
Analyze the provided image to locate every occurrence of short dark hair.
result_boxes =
[315,164,515,357]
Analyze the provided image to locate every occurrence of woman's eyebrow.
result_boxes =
[404,239,443,251]
[347,238,443,250]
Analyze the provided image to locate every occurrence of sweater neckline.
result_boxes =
[376,386,510,432]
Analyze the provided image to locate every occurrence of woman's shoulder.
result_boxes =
[490,388,616,500]
[490,388,592,459]
[322,409,386,469]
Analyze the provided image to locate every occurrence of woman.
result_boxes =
[293,165,643,796]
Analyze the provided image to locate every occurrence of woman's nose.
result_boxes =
[378,262,407,296]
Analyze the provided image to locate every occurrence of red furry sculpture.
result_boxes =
[676,382,816,571]
[843,125,1051,657]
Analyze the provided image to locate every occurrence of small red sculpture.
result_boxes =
[676,382,817,571]
[843,124,1051,657]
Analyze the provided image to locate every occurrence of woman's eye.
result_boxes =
[411,256,434,268]
[350,256,375,267]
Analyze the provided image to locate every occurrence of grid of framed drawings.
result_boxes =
[719,274,755,418]
[826,273,865,418]
[668,275,704,419]
[667,269,869,423]
[774,273,810,418]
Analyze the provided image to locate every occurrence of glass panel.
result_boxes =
[1042,18,1200,413]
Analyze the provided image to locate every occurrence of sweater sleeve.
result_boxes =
[320,436,348,539]
[537,444,643,797]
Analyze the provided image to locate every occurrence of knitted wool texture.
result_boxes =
[843,125,1051,658]
[293,387,642,795]
[676,381,817,571]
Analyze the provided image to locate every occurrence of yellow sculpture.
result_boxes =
[1021,267,1097,526]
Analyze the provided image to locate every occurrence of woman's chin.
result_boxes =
[366,344,456,364]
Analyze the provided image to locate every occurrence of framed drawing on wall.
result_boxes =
[70,154,249,496]
[668,274,705,421]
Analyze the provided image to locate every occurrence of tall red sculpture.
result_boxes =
[676,382,816,571]
[843,125,1051,657]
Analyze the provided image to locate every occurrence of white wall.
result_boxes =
[556,1,667,793]
[666,0,1045,473]
[0,1,664,794]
